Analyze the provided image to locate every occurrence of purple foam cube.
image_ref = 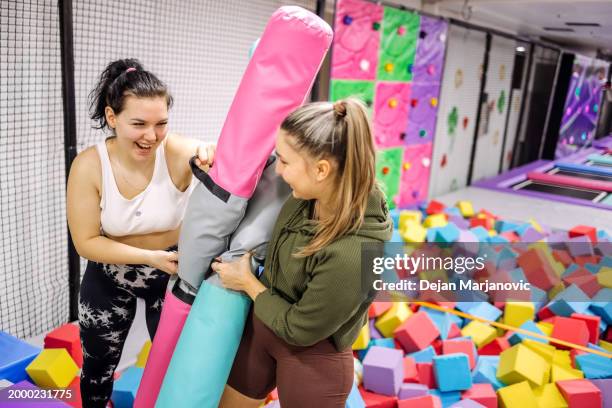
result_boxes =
[369,318,383,340]
[363,346,404,396]
[449,399,486,408]
[568,235,595,257]
[449,215,470,230]
[398,383,429,400]
[520,227,545,242]
[590,379,611,408]
[0,381,70,407]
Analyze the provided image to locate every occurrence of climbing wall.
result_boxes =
[555,54,609,159]
[471,35,516,182]
[429,25,486,197]
[330,0,448,209]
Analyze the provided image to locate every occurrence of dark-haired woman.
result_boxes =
[66,58,215,407]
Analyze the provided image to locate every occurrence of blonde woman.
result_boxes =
[212,98,393,408]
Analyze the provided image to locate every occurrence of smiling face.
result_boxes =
[105,95,169,161]
[274,129,337,201]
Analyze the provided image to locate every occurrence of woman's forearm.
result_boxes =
[76,235,154,266]
[244,275,267,301]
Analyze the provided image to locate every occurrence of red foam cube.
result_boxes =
[416,363,436,389]
[478,337,510,356]
[462,383,497,408]
[516,248,560,291]
[442,339,476,369]
[551,317,590,350]
[44,323,83,368]
[398,395,441,408]
[569,225,597,244]
[359,386,398,408]
[394,312,440,352]
[556,379,602,408]
[403,357,419,382]
[552,249,573,267]
[369,302,393,318]
[426,200,446,215]
[570,313,601,345]
[447,323,462,339]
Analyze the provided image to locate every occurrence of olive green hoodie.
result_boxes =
[253,187,393,351]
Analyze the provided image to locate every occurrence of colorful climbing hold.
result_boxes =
[343,15,353,25]
[382,166,390,175]
[594,104,599,113]
[448,107,458,135]
[422,157,430,168]
[360,59,370,72]
[388,98,398,108]
[463,117,469,129]
[372,21,381,31]
[407,64,413,74]
[419,129,427,138]
[403,162,412,171]
[575,87,581,98]
[419,30,427,39]
[400,132,406,140]
[384,62,394,73]
[411,99,418,108]
[497,90,506,114]
[427,65,436,76]
[430,97,438,107]
[397,26,406,36]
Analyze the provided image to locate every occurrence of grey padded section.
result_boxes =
[208,157,291,289]
[178,181,248,290]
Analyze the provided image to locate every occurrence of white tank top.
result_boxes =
[96,139,196,237]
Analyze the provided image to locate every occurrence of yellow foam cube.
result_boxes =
[552,350,572,367]
[460,321,497,348]
[497,381,539,408]
[352,323,370,350]
[497,344,550,387]
[536,322,554,337]
[423,213,447,228]
[26,348,78,389]
[375,302,412,337]
[399,211,422,230]
[401,222,427,243]
[533,383,568,408]
[551,363,584,382]
[597,266,612,288]
[600,340,612,353]
[136,340,152,368]
[504,302,535,328]
[456,201,474,217]
[522,339,556,364]
[488,229,497,236]
[548,282,566,300]
[529,218,543,233]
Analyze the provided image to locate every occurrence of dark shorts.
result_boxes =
[227,309,354,408]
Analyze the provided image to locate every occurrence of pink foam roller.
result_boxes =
[528,171,612,192]
[133,289,192,408]
[208,6,333,198]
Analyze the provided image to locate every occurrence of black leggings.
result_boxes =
[78,253,172,408]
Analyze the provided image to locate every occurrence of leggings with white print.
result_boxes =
[78,249,173,408]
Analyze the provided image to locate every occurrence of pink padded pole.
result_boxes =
[133,290,191,408]
[208,7,333,198]
[528,171,612,192]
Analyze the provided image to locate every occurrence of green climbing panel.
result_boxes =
[376,147,403,209]
[377,7,420,82]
